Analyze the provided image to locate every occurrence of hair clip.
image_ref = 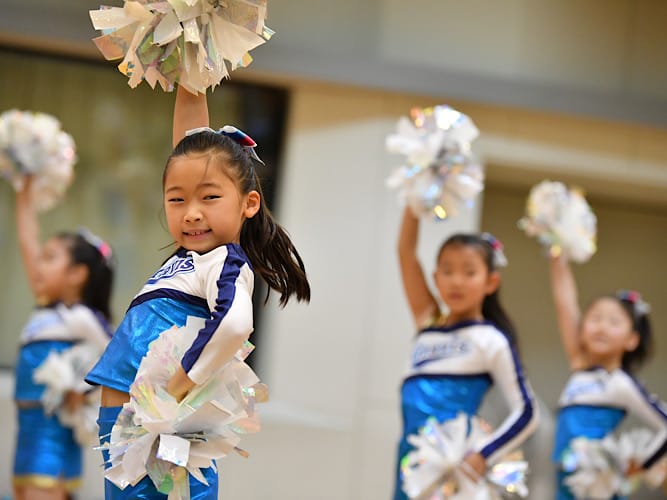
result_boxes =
[77,227,113,265]
[480,232,508,268]
[185,125,265,165]
[616,289,651,318]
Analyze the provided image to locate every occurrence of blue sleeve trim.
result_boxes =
[128,289,208,312]
[180,250,245,373]
[628,375,667,469]
[403,372,493,384]
[479,344,535,459]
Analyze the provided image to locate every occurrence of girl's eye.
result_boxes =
[167,197,184,203]
[204,194,221,200]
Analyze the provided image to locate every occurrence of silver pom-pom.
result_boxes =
[386,106,484,221]
[89,0,274,94]
[518,180,596,263]
[0,109,76,211]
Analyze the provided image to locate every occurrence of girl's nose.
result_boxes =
[184,207,202,222]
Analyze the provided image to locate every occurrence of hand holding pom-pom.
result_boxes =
[32,343,103,445]
[518,180,596,263]
[386,105,484,221]
[562,430,667,499]
[401,414,529,499]
[104,317,266,499]
[89,0,274,94]
[0,109,75,211]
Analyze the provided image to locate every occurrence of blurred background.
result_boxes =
[0,0,666,498]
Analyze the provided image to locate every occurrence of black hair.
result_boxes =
[166,130,310,306]
[587,295,653,373]
[55,232,114,321]
[437,233,518,346]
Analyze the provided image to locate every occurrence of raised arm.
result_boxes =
[397,207,439,328]
[15,178,41,295]
[549,255,585,369]
[172,86,209,148]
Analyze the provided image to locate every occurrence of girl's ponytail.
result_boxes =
[240,176,310,306]
[57,231,114,321]
[482,291,518,348]
[615,290,653,373]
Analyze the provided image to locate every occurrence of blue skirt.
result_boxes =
[98,406,219,499]
[13,406,81,491]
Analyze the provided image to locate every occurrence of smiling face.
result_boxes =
[164,154,260,253]
[434,243,499,322]
[581,297,639,368]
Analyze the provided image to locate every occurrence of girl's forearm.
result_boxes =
[397,206,419,258]
[549,255,583,366]
[15,179,41,292]
[173,85,209,148]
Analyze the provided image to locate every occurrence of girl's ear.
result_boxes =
[625,330,640,353]
[244,190,261,219]
[485,271,501,295]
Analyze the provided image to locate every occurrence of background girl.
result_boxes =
[395,207,538,499]
[87,86,310,498]
[13,177,114,500]
[550,255,667,499]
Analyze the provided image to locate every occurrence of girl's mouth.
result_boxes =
[184,229,212,238]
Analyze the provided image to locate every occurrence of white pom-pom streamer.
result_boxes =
[401,414,529,499]
[33,343,104,445]
[103,316,266,499]
[0,109,75,211]
[518,180,597,263]
[89,0,274,94]
[561,430,667,499]
[386,106,484,221]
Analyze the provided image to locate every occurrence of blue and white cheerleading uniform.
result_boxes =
[13,303,112,492]
[395,320,538,500]
[87,244,254,500]
[554,367,667,500]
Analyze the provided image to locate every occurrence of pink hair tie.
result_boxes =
[480,232,508,268]
[616,289,651,318]
[77,227,113,266]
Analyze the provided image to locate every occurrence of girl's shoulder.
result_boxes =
[57,303,113,334]
[189,243,250,266]
[567,366,645,392]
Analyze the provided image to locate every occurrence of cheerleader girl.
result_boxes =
[86,86,310,498]
[550,255,667,499]
[12,177,114,500]
[395,207,538,499]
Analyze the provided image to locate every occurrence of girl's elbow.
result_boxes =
[524,400,540,436]
[224,315,253,341]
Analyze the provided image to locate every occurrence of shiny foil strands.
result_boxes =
[0,109,75,211]
[400,413,529,499]
[518,180,597,263]
[103,316,267,499]
[89,0,273,93]
[562,430,667,499]
[386,105,484,221]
